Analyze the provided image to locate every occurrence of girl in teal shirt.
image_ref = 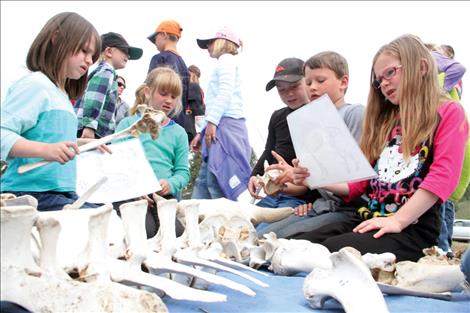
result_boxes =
[1,12,101,211]
[115,67,189,237]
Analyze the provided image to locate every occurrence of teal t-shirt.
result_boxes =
[1,72,77,192]
[115,114,190,195]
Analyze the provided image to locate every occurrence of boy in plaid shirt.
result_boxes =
[75,32,142,138]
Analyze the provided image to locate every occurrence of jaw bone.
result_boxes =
[303,247,389,313]
[152,198,269,290]
[118,199,256,298]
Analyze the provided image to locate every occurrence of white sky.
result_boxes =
[2,1,469,157]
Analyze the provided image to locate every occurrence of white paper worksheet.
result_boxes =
[287,94,377,189]
[76,138,161,203]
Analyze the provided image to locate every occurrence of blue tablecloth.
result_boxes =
[164,269,470,313]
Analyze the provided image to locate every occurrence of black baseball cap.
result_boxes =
[265,58,304,91]
[101,32,143,60]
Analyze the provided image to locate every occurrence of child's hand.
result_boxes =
[141,194,155,206]
[290,159,310,186]
[77,138,112,154]
[157,179,171,196]
[266,151,310,186]
[42,141,80,164]
[248,176,263,199]
[353,216,402,238]
[81,127,96,139]
[294,203,313,216]
[205,122,217,147]
[190,133,201,152]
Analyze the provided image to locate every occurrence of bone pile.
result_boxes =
[1,194,291,312]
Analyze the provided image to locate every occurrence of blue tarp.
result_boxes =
[164,269,470,313]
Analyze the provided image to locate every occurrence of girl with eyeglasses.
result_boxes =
[267,34,468,262]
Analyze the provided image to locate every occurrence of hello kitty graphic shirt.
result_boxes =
[345,101,468,222]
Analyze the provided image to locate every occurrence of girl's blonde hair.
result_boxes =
[129,67,183,117]
[129,83,147,115]
[361,34,442,162]
[210,38,242,58]
[26,12,101,100]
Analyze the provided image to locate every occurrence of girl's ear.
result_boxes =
[420,58,429,77]
[143,86,151,102]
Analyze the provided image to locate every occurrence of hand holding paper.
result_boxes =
[286,94,377,189]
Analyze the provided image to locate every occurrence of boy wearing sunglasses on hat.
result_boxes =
[75,32,142,139]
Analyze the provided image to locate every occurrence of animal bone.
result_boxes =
[393,261,464,293]
[0,203,168,313]
[250,232,332,276]
[0,194,38,208]
[152,198,268,290]
[256,166,284,196]
[119,199,255,298]
[35,216,70,280]
[17,105,166,174]
[303,247,389,313]
[63,176,108,210]
[179,197,294,226]
[357,248,464,294]
[1,204,40,274]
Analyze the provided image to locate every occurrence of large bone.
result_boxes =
[1,259,168,312]
[303,247,389,313]
[251,232,332,276]
[119,199,255,297]
[179,198,294,226]
[0,205,40,274]
[152,198,268,290]
[394,261,464,293]
[35,216,70,280]
[1,203,168,312]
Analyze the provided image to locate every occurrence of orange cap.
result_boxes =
[147,20,182,42]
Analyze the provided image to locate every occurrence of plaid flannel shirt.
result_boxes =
[75,62,118,137]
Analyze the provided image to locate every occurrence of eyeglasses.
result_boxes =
[117,82,126,88]
[372,65,402,89]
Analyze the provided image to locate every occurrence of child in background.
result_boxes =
[147,20,190,139]
[426,43,468,255]
[191,27,252,201]
[75,32,142,139]
[115,67,190,238]
[270,34,468,262]
[254,53,365,238]
[0,12,101,211]
[187,64,206,139]
[114,75,130,125]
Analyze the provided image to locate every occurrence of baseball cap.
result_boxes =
[101,32,143,60]
[265,58,304,91]
[147,20,183,43]
[196,27,241,49]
